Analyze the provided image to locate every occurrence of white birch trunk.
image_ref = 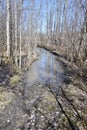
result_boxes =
[15,0,18,65]
[27,11,31,61]
[19,0,22,69]
[6,0,10,57]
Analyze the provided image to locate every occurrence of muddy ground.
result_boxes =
[0,51,87,130]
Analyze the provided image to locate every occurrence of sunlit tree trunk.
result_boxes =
[63,0,68,37]
[46,0,49,45]
[15,0,18,66]
[19,0,22,69]
[27,10,31,61]
[6,0,10,57]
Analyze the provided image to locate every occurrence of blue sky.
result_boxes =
[22,0,85,33]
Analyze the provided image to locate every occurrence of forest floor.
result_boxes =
[0,48,87,130]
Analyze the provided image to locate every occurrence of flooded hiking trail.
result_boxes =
[24,48,63,87]
[0,48,87,130]
[1,0,87,129]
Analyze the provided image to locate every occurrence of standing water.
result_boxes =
[0,48,65,130]
[25,48,63,86]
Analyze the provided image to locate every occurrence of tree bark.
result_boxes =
[15,0,18,66]
[19,0,22,69]
[6,0,10,57]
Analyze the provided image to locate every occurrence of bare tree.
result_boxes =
[6,0,10,57]
[15,0,18,66]
[19,0,22,69]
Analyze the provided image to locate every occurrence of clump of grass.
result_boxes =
[1,57,10,64]
[44,91,56,103]
[10,75,20,86]
[0,86,5,92]
[13,65,22,74]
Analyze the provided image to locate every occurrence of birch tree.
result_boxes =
[6,0,10,57]
[19,0,22,69]
[15,0,18,66]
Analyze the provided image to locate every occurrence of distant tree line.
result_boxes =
[0,0,87,70]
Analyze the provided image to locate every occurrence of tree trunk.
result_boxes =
[19,0,22,69]
[6,0,10,57]
[15,0,18,66]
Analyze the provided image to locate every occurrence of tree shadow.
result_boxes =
[0,64,11,87]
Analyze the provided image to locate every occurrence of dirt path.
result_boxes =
[0,48,87,130]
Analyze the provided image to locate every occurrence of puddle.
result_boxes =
[25,48,63,86]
